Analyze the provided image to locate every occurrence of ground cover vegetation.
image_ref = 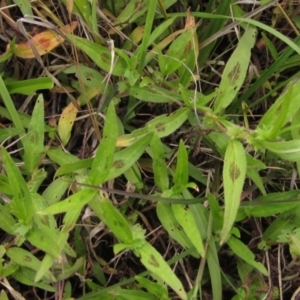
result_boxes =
[0,0,300,299]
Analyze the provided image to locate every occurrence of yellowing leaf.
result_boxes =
[58,101,79,146]
[7,21,78,59]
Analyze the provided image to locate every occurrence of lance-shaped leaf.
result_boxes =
[133,241,187,300]
[90,101,118,185]
[213,27,257,114]
[262,139,300,162]
[23,94,44,172]
[220,140,246,244]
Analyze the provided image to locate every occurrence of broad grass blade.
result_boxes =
[150,133,169,192]
[90,102,118,185]
[24,94,45,172]
[213,27,257,114]
[134,241,187,300]
[220,140,246,244]
[227,236,268,276]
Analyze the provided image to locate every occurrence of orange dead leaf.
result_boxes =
[7,21,77,59]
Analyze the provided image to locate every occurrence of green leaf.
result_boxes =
[67,35,126,76]
[35,254,54,283]
[150,133,169,192]
[90,102,118,185]
[106,133,153,181]
[238,190,300,219]
[63,65,106,88]
[117,107,190,147]
[164,30,194,75]
[137,0,157,73]
[0,290,9,300]
[129,85,182,103]
[173,140,189,193]
[0,128,24,143]
[89,196,133,244]
[206,239,222,300]
[213,27,257,114]
[227,236,268,276]
[0,203,17,234]
[42,174,74,206]
[1,147,33,223]
[12,268,55,292]
[136,276,169,300]
[0,74,24,132]
[133,241,187,300]
[5,78,53,95]
[261,205,300,247]
[55,158,93,176]
[258,78,300,136]
[23,94,45,172]
[13,0,33,16]
[262,140,300,161]
[156,202,197,256]
[220,140,246,244]
[172,204,205,257]
[55,257,84,281]
[6,247,56,282]
[47,148,79,166]
[44,188,97,215]
[26,227,62,258]
[0,174,13,195]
